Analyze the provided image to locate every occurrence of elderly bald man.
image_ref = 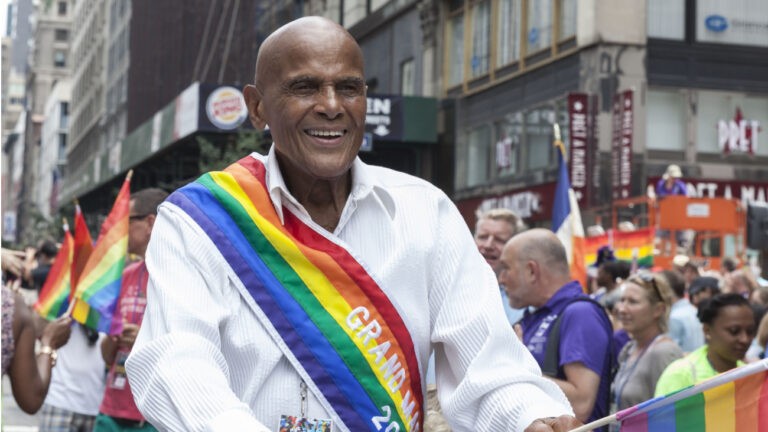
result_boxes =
[126,17,579,432]
[499,229,613,430]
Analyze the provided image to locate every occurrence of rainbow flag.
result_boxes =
[583,229,654,270]
[613,228,654,268]
[34,221,74,320]
[168,156,423,432]
[72,203,94,291]
[617,359,768,432]
[71,172,131,332]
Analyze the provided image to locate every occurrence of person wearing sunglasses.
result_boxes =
[612,272,683,414]
[654,293,755,396]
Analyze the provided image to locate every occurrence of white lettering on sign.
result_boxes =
[479,191,541,219]
[718,119,760,154]
[686,203,711,218]
[571,110,587,189]
[368,98,392,115]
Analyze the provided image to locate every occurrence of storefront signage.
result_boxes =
[718,107,760,155]
[648,177,768,205]
[705,15,729,32]
[611,90,634,200]
[205,86,248,130]
[567,93,597,206]
[456,182,558,227]
[366,95,403,140]
[697,0,768,47]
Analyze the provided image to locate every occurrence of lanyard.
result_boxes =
[614,334,661,409]
[129,263,148,324]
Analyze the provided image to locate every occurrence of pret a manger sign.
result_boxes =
[718,107,761,155]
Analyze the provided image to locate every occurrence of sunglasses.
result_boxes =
[631,272,663,302]
[129,214,150,221]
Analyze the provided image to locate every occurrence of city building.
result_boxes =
[16,0,72,244]
[61,0,269,216]
[443,0,767,230]
[1,0,34,244]
[37,79,70,219]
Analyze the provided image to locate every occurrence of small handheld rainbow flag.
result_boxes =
[569,359,768,432]
[34,219,74,320]
[71,171,131,332]
[72,202,94,291]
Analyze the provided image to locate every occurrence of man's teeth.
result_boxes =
[308,130,344,137]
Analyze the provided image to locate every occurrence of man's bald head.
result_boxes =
[254,17,363,90]
[506,228,570,277]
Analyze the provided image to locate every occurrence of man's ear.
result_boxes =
[243,84,266,129]
[526,260,539,282]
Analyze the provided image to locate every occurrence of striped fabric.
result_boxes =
[168,156,423,432]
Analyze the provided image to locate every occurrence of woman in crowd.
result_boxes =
[2,281,72,413]
[612,272,683,413]
[655,293,756,395]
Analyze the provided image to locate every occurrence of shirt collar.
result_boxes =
[262,144,397,225]
[540,281,584,313]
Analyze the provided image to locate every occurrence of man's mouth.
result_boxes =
[305,129,345,139]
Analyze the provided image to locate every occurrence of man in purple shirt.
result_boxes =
[499,229,612,430]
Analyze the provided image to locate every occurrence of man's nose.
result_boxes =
[316,86,342,120]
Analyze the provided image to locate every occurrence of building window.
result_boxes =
[525,107,555,170]
[497,0,521,66]
[58,1,67,16]
[467,124,492,186]
[470,0,491,78]
[696,0,768,47]
[646,89,685,151]
[400,58,415,96]
[558,0,577,40]
[59,102,69,129]
[55,29,69,42]
[448,13,465,87]
[647,0,685,40]
[58,133,67,162]
[526,0,552,54]
[54,50,66,68]
[496,112,523,177]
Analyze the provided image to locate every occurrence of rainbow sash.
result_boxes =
[168,156,424,432]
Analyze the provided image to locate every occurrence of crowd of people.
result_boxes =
[1,16,766,432]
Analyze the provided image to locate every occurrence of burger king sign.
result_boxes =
[206,86,248,130]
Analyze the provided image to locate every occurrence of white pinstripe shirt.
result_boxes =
[125,147,572,432]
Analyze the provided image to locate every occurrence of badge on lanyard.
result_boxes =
[277,415,333,432]
[277,381,333,431]
[108,350,130,390]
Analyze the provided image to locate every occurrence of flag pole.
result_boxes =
[567,414,617,432]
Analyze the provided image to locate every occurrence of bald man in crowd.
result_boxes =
[499,229,613,430]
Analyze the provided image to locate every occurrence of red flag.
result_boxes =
[72,203,94,294]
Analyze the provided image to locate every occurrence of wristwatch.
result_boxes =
[38,345,58,367]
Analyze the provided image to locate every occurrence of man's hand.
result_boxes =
[524,415,583,432]
[118,323,140,347]
[513,323,524,341]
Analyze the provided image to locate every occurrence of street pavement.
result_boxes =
[2,375,40,431]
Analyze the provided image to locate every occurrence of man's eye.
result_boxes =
[291,83,316,94]
[338,83,364,96]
